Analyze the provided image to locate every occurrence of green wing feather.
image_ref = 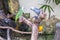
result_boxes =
[15,8,23,21]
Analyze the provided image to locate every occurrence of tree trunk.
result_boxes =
[31,24,38,40]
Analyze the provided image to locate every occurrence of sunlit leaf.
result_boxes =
[44,5,47,12]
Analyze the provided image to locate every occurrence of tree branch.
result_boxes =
[0,26,42,34]
[19,16,32,27]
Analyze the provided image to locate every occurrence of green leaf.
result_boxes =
[53,0,55,2]
[40,5,45,9]
[55,0,59,5]
[58,0,60,3]
[53,0,60,5]
[58,0,60,5]
[48,0,51,3]
[46,0,60,5]
[46,0,51,3]
[49,6,54,12]
[48,6,51,14]
[48,6,51,19]
[40,5,54,12]
[46,0,49,3]
[15,8,23,21]
[44,5,47,12]
[40,4,54,19]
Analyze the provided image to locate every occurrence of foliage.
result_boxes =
[38,34,54,40]
[23,13,30,19]
[40,5,54,19]
[40,5,54,13]
[46,0,60,5]
[8,0,19,14]
[40,0,60,19]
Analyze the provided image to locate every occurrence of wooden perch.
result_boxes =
[0,26,42,34]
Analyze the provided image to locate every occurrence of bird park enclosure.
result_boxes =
[0,0,60,40]
[0,10,59,40]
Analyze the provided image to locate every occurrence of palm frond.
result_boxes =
[44,5,47,12]
[46,0,49,3]
[48,6,54,12]
[40,5,54,13]
[46,0,51,3]
[53,0,55,2]
[48,6,51,19]
[40,5,54,19]
[48,6,51,14]
[46,0,60,5]
[53,0,60,5]
[40,5,46,9]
